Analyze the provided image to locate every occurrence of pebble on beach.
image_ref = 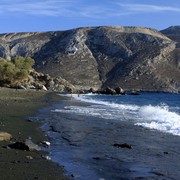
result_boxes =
[40,141,51,148]
[41,155,51,161]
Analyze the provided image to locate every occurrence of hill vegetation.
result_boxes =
[0,56,34,86]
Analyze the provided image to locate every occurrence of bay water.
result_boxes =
[33,92,180,179]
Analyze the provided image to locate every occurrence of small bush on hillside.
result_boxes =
[12,56,35,70]
[0,56,35,85]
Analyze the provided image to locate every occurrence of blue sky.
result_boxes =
[0,0,180,33]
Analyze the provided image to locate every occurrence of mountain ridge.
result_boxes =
[0,26,179,92]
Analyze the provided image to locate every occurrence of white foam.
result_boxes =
[136,105,180,136]
[70,94,139,111]
[56,94,139,120]
[57,94,180,136]
[52,105,122,120]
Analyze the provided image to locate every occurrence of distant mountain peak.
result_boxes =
[161,26,180,35]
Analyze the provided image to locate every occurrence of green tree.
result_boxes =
[12,56,35,70]
[0,56,35,85]
[0,60,16,84]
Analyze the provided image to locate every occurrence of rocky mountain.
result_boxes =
[160,26,180,92]
[161,26,180,47]
[161,26,180,69]
[0,26,179,92]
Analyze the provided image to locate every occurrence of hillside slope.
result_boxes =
[160,26,180,92]
[0,26,179,92]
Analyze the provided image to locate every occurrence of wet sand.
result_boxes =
[0,88,68,180]
[3,89,179,180]
[34,95,180,180]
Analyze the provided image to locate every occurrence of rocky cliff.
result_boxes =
[160,26,180,92]
[0,26,179,92]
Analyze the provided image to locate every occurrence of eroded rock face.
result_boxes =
[0,26,179,92]
[10,70,77,93]
[160,26,180,92]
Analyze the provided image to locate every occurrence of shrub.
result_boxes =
[0,56,35,85]
[12,56,35,70]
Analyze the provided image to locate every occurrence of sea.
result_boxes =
[32,92,180,180]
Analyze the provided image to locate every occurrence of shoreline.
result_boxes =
[1,88,179,179]
[0,88,68,180]
[36,93,180,179]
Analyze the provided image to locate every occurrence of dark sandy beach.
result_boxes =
[2,89,180,180]
[0,88,68,180]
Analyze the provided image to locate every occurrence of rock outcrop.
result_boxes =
[11,70,76,93]
[0,26,179,92]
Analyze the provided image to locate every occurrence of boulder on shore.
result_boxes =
[8,139,41,151]
[104,87,116,95]
[96,87,125,95]
[9,70,77,93]
[0,132,12,141]
[114,87,125,95]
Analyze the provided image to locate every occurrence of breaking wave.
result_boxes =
[55,94,180,136]
[137,105,180,136]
